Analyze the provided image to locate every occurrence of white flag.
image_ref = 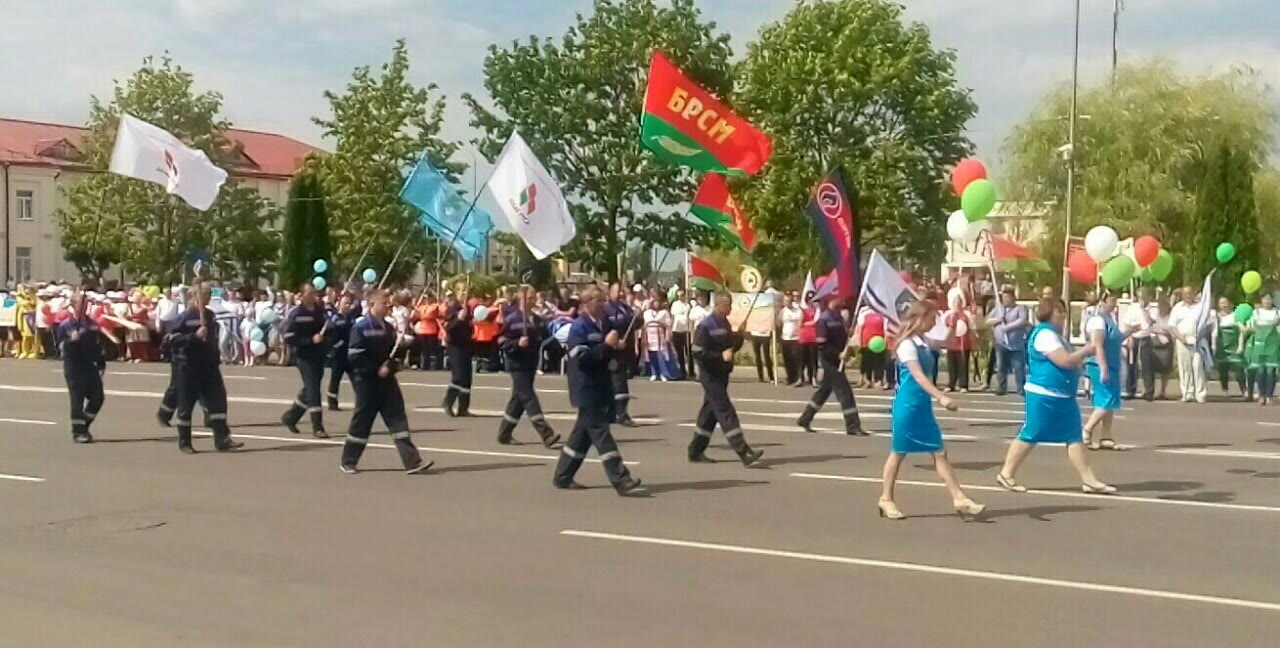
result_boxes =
[855,249,917,328]
[800,271,815,308]
[109,114,228,211]
[486,131,576,260]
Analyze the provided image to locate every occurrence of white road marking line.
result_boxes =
[559,530,1280,612]
[736,409,1023,425]
[677,423,978,441]
[103,371,170,377]
[412,405,662,426]
[402,381,569,395]
[735,397,1030,417]
[0,417,57,426]
[790,473,1280,514]
[1258,422,1280,428]
[222,375,267,381]
[1157,448,1280,461]
[0,473,45,483]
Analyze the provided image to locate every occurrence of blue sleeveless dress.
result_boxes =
[891,338,944,454]
[1085,313,1123,411]
[1019,323,1083,445]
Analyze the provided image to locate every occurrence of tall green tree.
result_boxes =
[734,0,975,280]
[278,170,332,289]
[464,0,731,281]
[1005,62,1274,274]
[312,39,464,286]
[1257,169,1280,274]
[57,55,279,283]
[1189,142,1262,296]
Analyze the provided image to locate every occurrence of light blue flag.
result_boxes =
[399,156,494,262]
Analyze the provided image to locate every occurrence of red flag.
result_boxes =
[691,173,756,252]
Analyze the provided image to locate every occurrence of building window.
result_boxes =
[15,190,34,221]
[14,247,32,283]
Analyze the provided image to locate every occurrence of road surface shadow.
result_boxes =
[760,454,866,468]
[643,479,770,495]
[910,504,1102,522]
[234,443,334,455]
[1159,491,1238,503]
[91,436,177,444]
[965,422,1021,428]
[915,461,1002,472]
[1154,442,1233,449]
[615,437,668,445]
[1111,480,1204,493]
[1258,438,1280,445]
[431,462,543,475]
[1226,468,1280,479]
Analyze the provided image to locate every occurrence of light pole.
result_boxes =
[1059,0,1082,308]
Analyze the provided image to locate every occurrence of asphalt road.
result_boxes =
[1,360,1278,647]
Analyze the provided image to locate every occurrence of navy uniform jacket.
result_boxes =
[443,301,474,349]
[815,307,849,363]
[500,309,545,373]
[347,315,395,377]
[283,303,327,359]
[326,304,361,359]
[692,313,744,379]
[604,300,638,358]
[58,316,106,373]
[565,314,614,408]
[171,307,221,367]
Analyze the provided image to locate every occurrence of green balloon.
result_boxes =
[960,179,997,222]
[1216,242,1237,264]
[868,336,887,353]
[667,284,679,302]
[1234,303,1254,324]
[1101,255,1137,289]
[1241,270,1262,294]
[1148,249,1174,282]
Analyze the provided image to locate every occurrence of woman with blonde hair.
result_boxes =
[878,299,986,520]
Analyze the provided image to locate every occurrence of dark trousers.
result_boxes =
[690,374,754,462]
[158,363,207,425]
[610,358,632,422]
[541,338,563,374]
[65,367,104,438]
[1219,364,1247,395]
[340,374,423,469]
[859,348,886,384]
[798,356,862,432]
[40,329,57,359]
[946,350,970,390]
[800,344,818,385]
[1123,338,1156,400]
[174,363,232,450]
[751,335,774,382]
[499,370,556,444]
[781,340,800,385]
[1253,368,1278,399]
[443,346,473,414]
[672,331,691,379]
[553,402,631,487]
[417,335,442,370]
[283,353,325,431]
[327,354,354,408]
[474,341,498,372]
[995,347,1026,395]
[929,350,941,384]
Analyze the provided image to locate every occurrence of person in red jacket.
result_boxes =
[855,306,887,389]
[798,303,819,387]
[944,304,976,393]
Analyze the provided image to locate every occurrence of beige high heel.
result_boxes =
[877,499,906,520]
[953,499,987,519]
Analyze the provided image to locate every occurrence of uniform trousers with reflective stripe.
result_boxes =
[609,359,632,421]
[499,370,555,443]
[690,373,753,460]
[341,374,423,469]
[65,367,104,438]
[443,345,473,413]
[797,355,862,432]
[158,363,208,424]
[283,353,325,431]
[553,402,630,487]
[327,352,354,408]
[174,364,232,448]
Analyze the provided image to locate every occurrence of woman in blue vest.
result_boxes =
[1083,293,1131,450]
[878,300,986,520]
[997,298,1116,494]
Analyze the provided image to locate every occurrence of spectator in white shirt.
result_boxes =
[1121,287,1159,400]
[779,293,803,386]
[669,288,692,380]
[1168,285,1208,403]
[686,294,710,379]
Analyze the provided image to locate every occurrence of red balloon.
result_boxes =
[1068,249,1098,284]
[1134,235,1161,268]
[950,158,988,196]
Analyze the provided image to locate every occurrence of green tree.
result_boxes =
[1005,62,1274,275]
[313,39,465,286]
[277,170,332,290]
[464,0,731,281]
[1257,169,1280,275]
[734,0,975,280]
[1188,142,1262,296]
[57,55,279,283]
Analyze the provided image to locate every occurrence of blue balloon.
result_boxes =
[313,259,328,274]
[249,327,265,342]
[258,309,278,326]
[362,268,377,284]
[312,276,327,290]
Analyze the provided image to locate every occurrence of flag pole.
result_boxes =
[377,237,410,290]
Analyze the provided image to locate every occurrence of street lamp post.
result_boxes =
[1059,0,1082,311]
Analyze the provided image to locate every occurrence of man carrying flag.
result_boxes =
[688,293,764,466]
[796,291,867,436]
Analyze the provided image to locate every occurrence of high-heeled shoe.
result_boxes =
[1082,482,1117,495]
[953,499,986,518]
[877,499,906,520]
[996,473,1027,493]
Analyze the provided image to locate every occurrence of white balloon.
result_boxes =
[946,210,970,243]
[250,340,267,357]
[1085,226,1119,262]
[956,320,969,337]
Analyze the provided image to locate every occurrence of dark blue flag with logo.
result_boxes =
[804,169,861,299]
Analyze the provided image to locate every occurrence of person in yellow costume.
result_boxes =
[15,285,39,359]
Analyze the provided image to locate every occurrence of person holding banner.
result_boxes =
[441,290,474,417]
[59,294,106,444]
[170,284,243,454]
[280,284,330,439]
[325,293,360,411]
[604,283,640,427]
[688,294,764,466]
[796,295,866,436]
[497,287,561,448]
[878,300,985,520]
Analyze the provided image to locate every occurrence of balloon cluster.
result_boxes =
[1070,227,1170,289]
[946,159,997,244]
[312,259,328,291]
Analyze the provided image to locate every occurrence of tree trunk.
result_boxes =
[607,206,619,283]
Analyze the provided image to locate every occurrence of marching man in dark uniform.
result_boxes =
[497,286,561,448]
[689,293,764,466]
[171,284,243,454]
[339,290,432,475]
[553,286,645,496]
[280,284,330,438]
[603,282,639,426]
[156,286,206,428]
[441,288,474,417]
[325,292,359,411]
[796,295,867,436]
[59,293,106,444]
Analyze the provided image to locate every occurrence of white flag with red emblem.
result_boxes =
[108,114,228,211]
[486,131,576,260]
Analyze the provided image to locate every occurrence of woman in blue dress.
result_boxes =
[997,299,1116,495]
[878,300,986,521]
[1082,293,1131,450]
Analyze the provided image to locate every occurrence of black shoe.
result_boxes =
[618,417,639,428]
[688,453,717,464]
[215,439,245,452]
[442,397,456,417]
[156,411,171,428]
[339,464,358,475]
[327,400,341,412]
[312,428,330,440]
[456,410,472,418]
[281,414,301,435]
[554,480,587,490]
[615,478,646,496]
[542,433,562,449]
[797,418,815,433]
[740,449,765,467]
[179,445,197,455]
[72,433,93,444]
[497,433,519,446]
[847,428,870,437]
[406,460,434,475]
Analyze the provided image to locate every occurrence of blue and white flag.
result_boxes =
[855,249,917,328]
[400,155,494,262]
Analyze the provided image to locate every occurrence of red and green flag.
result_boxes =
[687,254,724,292]
[641,51,773,177]
[691,173,756,252]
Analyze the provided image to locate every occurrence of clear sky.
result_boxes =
[5,0,1277,173]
